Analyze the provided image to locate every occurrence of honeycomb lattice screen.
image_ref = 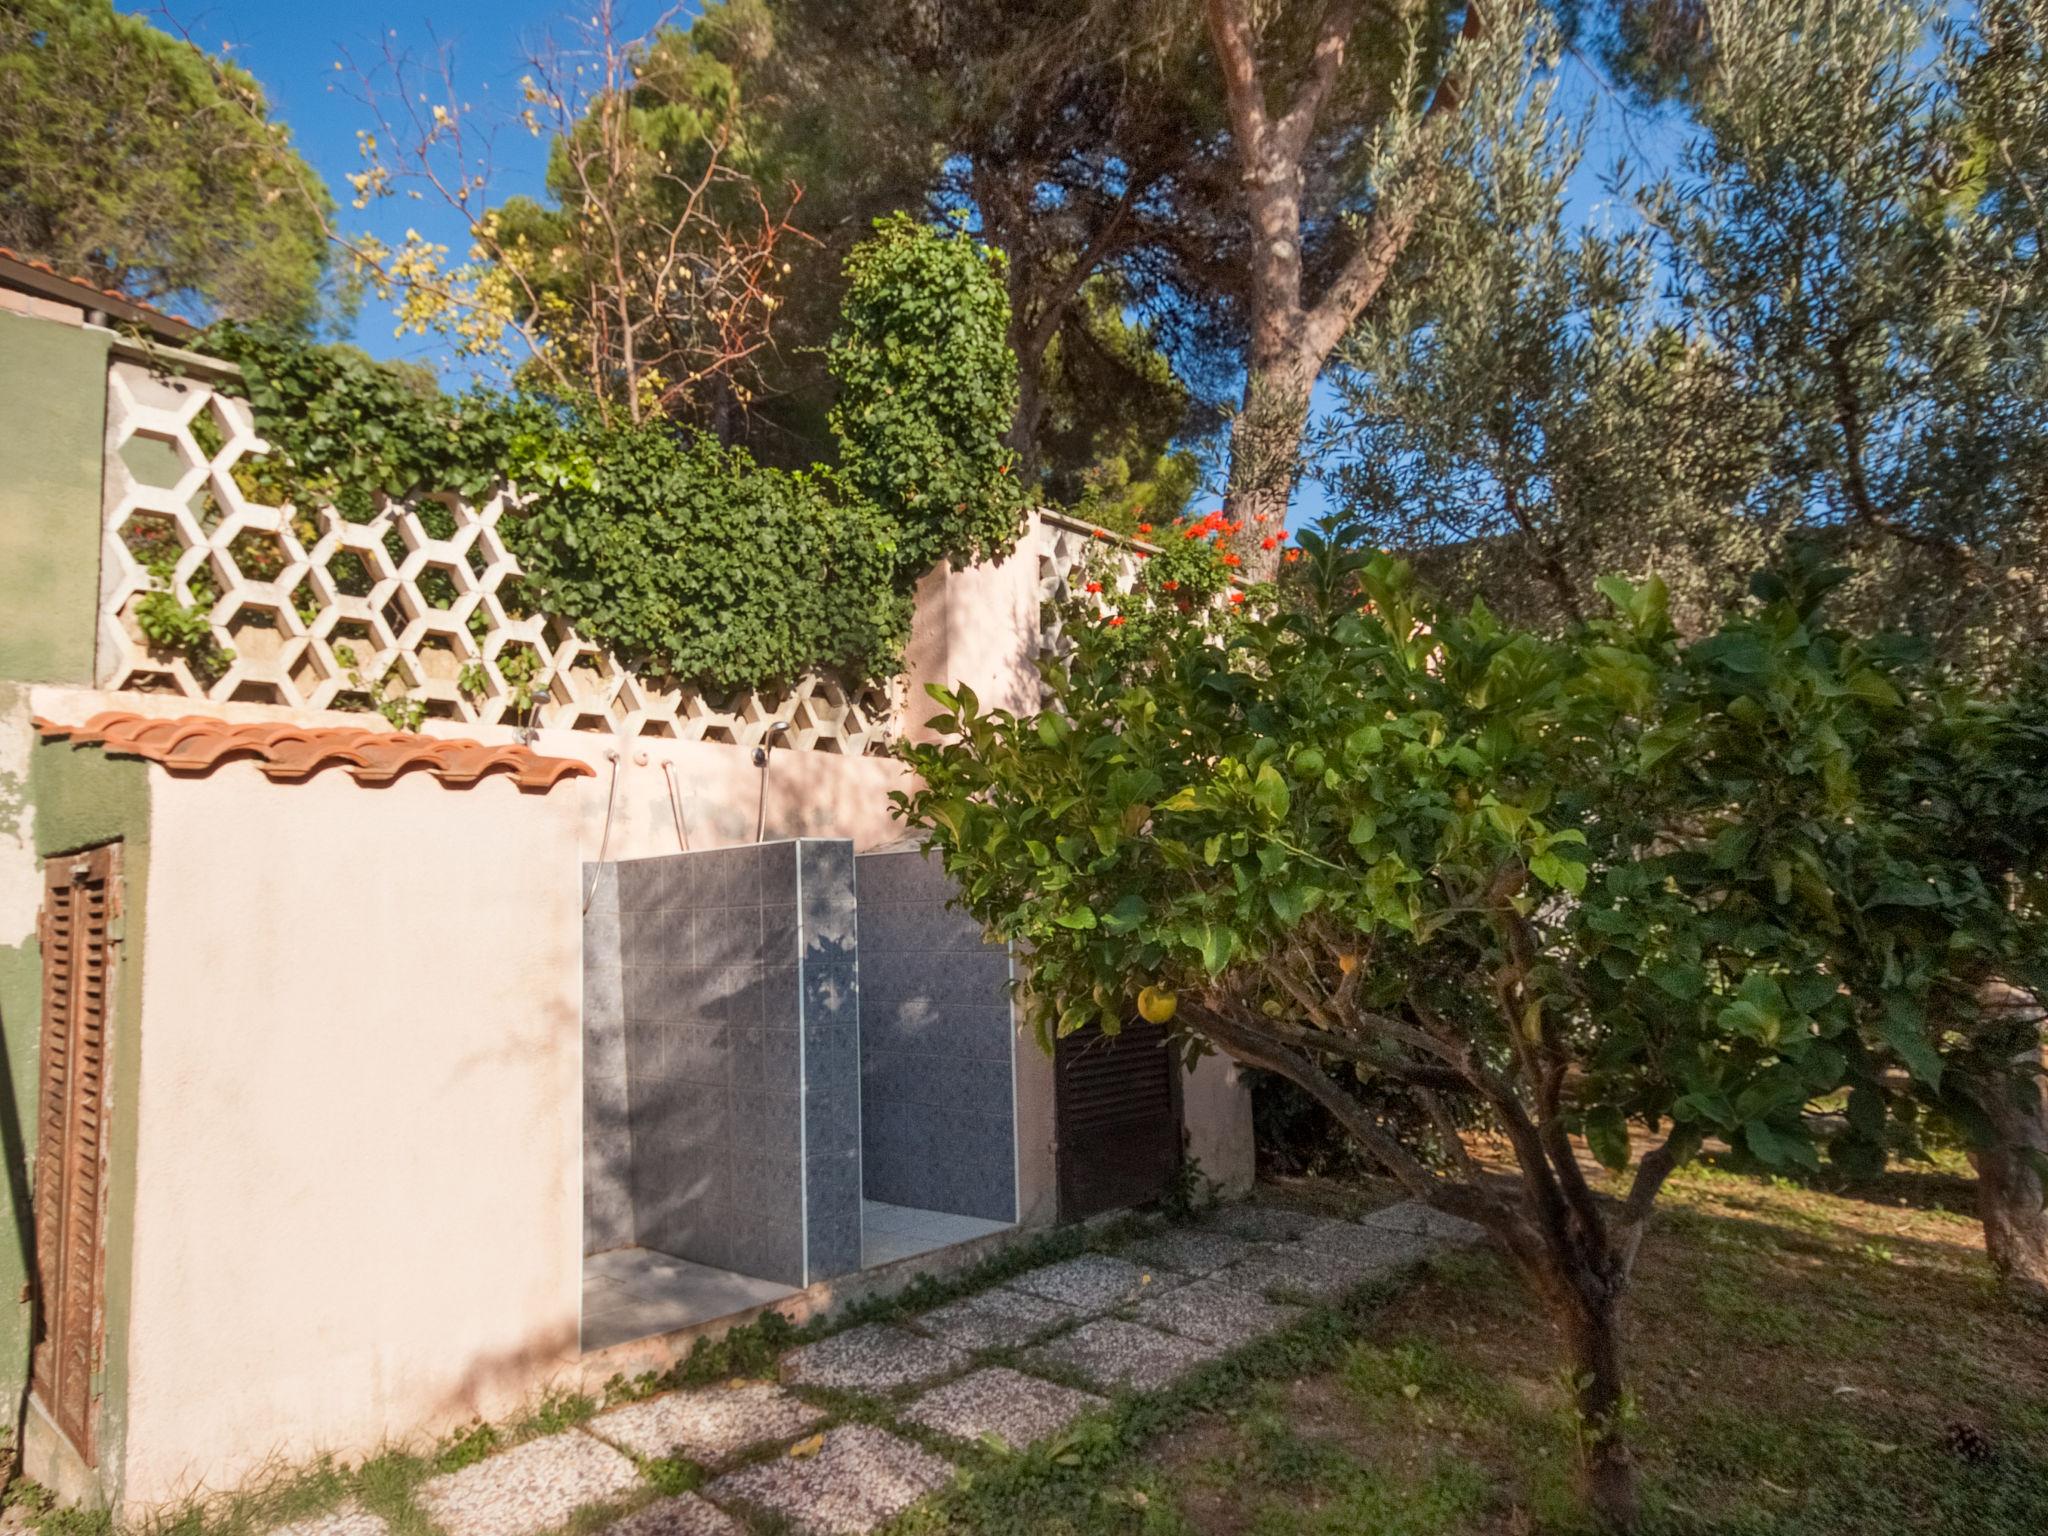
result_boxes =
[96,360,900,754]
[1031,515,1144,700]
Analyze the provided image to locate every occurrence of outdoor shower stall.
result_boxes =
[579,839,1020,1347]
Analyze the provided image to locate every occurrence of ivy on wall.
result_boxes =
[201,218,1024,694]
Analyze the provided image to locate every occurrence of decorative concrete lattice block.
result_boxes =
[590,1382,823,1464]
[1359,1200,1490,1245]
[780,1323,968,1394]
[600,1495,743,1536]
[706,1424,953,1535]
[1003,1254,1181,1313]
[903,1367,1106,1450]
[95,360,900,752]
[268,1507,388,1536]
[1207,1204,1320,1244]
[1301,1219,1440,1270]
[1128,1226,1266,1277]
[415,1431,641,1536]
[1034,520,1142,693]
[1130,1277,1304,1349]
[1025,1319,1224,1393]
[1220,1244,1382,1305]
[914,1287,1077,1352]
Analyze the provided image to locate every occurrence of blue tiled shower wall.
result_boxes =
[581,863,633,1255]
[854,849,1019,1223]
[583,840,863,1288]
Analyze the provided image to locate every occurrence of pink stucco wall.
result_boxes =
[17,519,1252,1515]
[125,765,584,1505]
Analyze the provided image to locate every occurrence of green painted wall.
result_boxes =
[0,311,110,686]
[0,718,150,1501]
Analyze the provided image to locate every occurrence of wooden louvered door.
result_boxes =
[1054,1018,1182,1219]
[32,844,119,1466]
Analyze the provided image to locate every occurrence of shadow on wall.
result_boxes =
[564,738,911,866]
[0,998,34,1473]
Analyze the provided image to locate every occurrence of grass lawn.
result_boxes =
[9,1161,2039,1536]
[899,1159,2048,1535]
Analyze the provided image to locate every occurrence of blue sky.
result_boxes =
[125,2,1668,529]
[123,0,574,364]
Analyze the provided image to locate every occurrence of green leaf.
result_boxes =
[1877,996,1943,1088]
[1184,921,1239,975]
[1103,893,1149,934]
[1840,669,1901,707]
[1251,763,1291,821]
[1743,1120,1819,1171]
[1344,726,1384,761]
[1267,885,1317,923]
[1052,906,1098,931]
[1530,850,1587,895]
[1585,1106,1631,1173]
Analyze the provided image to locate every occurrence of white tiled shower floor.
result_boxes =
[581,1247,798,1352]
[580,1203,1013,1350]
[862,1199,1011,1268]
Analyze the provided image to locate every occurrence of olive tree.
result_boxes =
[895,540,2042,1526]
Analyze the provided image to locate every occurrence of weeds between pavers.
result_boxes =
[877,1282,1407,1536]
[3,1211,1175,1536]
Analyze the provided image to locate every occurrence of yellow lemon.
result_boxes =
[1137,985,1178,1024]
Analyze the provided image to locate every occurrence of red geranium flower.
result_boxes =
[1261,536,1277,551]
[1283,549,1301,563]
[1221,553,1243,567]
[1137,522,1153,534]
[1084,581,1102,594]
[1107,614,1126,627]
[1162,580,1180,591]
[1228,592,1246,605]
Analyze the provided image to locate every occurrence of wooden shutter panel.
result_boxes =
[1055,1018,1182,1219]
[32,844,119,1466]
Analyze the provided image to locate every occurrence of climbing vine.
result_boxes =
[200,219,1024,694]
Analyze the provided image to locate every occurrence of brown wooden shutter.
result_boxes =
[32,844,119,1466]
[1054,1018,1182,1219]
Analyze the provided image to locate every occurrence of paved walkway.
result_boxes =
[289,1202,1480,1536]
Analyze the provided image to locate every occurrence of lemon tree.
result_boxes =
[896,535,2048,1528]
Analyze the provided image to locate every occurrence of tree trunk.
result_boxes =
[1556,1280,1639,1530]
[1962,1045,2048,1299]
[1222,351,1315,576]
[1009,325,1049,483]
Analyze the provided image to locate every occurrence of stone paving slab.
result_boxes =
[1024,1318,1224,1393]
[1003,1254,1181,1312]
[1130,1276,1304,1349]
[415,1431,641,1536]
[780,1323,969,1394]
[1360,1199,1489,1244]
[903,1366,1106,1449]
[1301,1218,1440,1270]
[270,1507,389,1536]
[1220,1243,1381,1304]
[1207,1204,1320,1243]
[590,1381,823,1464]
[1127,1226,1266,1276]
[601,1494,743,1536]
[914,1286,1078,1352]
[705,1424,953,1535]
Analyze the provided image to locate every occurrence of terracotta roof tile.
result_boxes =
[0,246,198,336]
[34,713,594,795]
